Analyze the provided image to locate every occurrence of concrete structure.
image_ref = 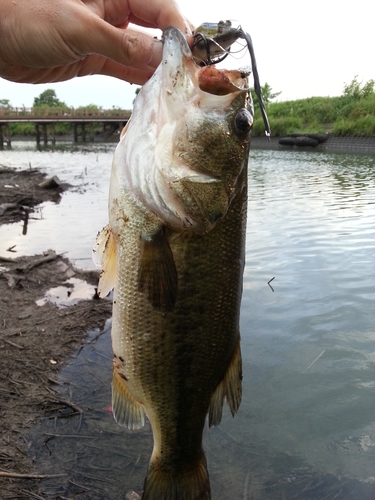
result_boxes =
[0,107,131,149]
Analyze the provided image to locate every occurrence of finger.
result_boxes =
[0,55,153,85]
[78,19,163,71]
[96,58,154,85]
[73,55,155,85]
[127,0,194,38]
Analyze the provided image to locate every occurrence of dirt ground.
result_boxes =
[0,167,113,499]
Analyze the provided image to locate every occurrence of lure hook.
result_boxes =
[193,21,271,137]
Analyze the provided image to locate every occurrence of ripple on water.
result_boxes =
[2,144,375,498]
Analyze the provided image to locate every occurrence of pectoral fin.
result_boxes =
[92,225,116,297]
[138,227,178,313]
[112,369,145,430]
[208,337,242,427]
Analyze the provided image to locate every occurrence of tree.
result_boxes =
[252,83,281,109]
[342,76,375,101]
[133,87,142,105]
[261,82,282,105]
[0,99,12,109]
[33,89,67,108]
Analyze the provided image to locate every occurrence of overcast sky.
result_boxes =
[1,0,373,109]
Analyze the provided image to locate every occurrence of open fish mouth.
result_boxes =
[161,27,250,101]
[117,26,254,235]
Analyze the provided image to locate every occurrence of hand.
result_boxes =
[0,0,193,85]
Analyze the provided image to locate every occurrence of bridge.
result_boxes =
[0,107,132,148]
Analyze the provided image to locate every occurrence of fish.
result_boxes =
[93,26,253,500]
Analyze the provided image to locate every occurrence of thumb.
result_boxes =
[78,17,163,72]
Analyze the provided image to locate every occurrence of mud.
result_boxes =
[0,167,112,499]
[0,165,71,229]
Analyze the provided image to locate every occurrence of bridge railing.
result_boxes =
[0,107,132,119]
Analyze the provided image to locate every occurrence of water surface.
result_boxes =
[1,143,374,499]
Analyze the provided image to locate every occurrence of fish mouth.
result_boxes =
[162,27,250,99]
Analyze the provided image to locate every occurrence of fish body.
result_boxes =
[94,27,253,500]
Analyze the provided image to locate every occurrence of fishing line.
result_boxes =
[192,34,230,65]
[237,28,271,137]
[193,23,271,137]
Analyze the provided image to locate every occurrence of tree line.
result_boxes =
[2,77,375,137]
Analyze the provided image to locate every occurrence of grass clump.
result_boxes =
[251,77,375,137]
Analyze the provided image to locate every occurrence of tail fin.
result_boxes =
[142,452,211,500]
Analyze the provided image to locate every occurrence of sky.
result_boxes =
[0,0,373,110]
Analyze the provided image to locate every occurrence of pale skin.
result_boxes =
[0,0,193,85]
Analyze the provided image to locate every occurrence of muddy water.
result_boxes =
[1,143,374,499]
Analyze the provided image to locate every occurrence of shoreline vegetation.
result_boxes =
[251,76,375,138]
[1,77,375,148]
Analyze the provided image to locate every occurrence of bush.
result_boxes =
[333,116,375,137]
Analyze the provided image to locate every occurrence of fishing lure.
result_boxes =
[193,21,271,137]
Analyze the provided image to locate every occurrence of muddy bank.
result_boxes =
[0,165,113,499]
[8,134,375,154]
[251,135,375,154]
[0,166,70,228]
[0,251,112,499]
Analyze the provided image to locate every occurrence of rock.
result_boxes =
[56,261,69,273]
[279,137,296,146]
[293,136,319,147]
[279,135,320,147]
[284,132,328,143]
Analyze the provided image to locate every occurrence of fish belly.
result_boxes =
[111,170,247,499]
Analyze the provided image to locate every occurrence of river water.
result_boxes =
[1,142,374,499]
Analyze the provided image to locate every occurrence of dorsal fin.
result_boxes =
[92,225,117,297]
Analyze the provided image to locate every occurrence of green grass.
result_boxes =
[3,79,375,139]
[252,93,375,137]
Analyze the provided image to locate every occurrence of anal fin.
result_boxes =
[138,227,178,313]
[208,337,242,427]
[112,370,145,430]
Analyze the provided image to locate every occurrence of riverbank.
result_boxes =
[0,167,113,500]
[251,135,375,154]
[5,134,375,154]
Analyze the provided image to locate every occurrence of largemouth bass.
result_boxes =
[94,27,253,500]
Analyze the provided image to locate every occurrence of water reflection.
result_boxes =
[2,144,374,498]
[36,277,97,308]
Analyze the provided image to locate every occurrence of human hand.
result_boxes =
[0,0,193,85]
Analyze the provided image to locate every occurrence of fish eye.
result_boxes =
[233,108,253,136]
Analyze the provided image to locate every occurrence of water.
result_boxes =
[1,143,374,499]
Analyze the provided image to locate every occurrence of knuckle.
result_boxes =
[122,33,144,65]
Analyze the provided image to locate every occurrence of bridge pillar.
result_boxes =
[0,123,11,149]
[89,122,94,141]
[81,123,86,142]
[73,123,78,142]
[35,123,40,146]
[42,124,48,145]
[50,123,56,146]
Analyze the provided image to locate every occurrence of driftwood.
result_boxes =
[38,176,62,189]
[0,202,19,216]
[16,250,58,272]
[0,471,66,479]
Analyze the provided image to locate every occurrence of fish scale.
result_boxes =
[94,27,253,500]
